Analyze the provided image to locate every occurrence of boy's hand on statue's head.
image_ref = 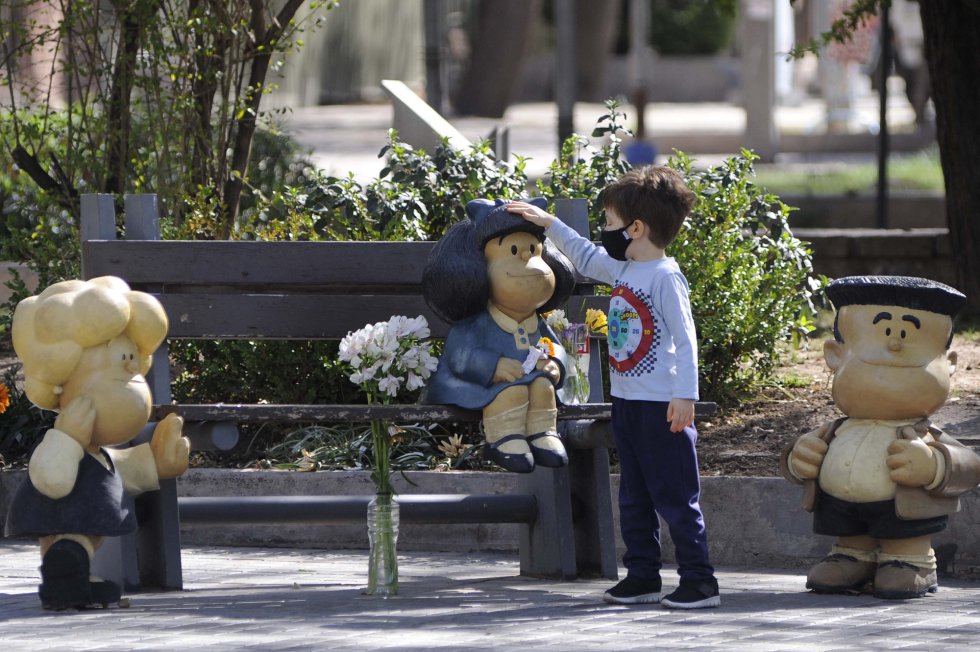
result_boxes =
[535,358,561,385]
[666,398,695,433]
[887,434,938,487]
[790,434,829,479]
[54,396,96,448]
[150,413,190,479]
[506,201,555,228]
[493,357,525,383]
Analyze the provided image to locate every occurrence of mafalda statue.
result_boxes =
[781,275,980,599]
[5,276,190,610]
[422,198,575,473]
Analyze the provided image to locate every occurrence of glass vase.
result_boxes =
[365,494,399,597]
[561,352,591,404]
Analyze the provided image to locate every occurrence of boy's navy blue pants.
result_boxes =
[611,397,715,582]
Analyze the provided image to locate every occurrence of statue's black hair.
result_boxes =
[422,198,576,324]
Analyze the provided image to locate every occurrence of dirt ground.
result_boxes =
[697,334,980,476]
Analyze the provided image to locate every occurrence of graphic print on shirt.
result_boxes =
[607,283,660,376]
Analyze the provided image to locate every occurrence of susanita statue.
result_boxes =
[5,276,190,610]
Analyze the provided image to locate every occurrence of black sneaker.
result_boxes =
[602,574,662,605]
[661,577,721,609]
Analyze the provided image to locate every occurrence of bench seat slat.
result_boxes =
[157,402,610,422]
[155,401,716,423]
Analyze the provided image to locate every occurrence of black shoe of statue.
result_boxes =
[484,434,535,473]
[38,539,120,610]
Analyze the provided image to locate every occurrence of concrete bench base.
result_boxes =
[6,470,976,577]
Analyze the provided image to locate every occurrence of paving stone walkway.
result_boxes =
[1,542,978,651]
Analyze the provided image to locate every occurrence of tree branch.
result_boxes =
[220,0,306,237]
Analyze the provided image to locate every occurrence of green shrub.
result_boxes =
[234,132,528,242]
[0,364,55,465]
[536,102,632,236]
[672,150,826,401]
[648,0,736,56]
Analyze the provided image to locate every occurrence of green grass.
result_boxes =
[751,147,944,195]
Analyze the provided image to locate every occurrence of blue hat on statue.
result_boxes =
[467,197,548,247]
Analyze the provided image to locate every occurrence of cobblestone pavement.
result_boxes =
[1,542,978,651]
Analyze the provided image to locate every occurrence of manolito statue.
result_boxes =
[781,275,980,599]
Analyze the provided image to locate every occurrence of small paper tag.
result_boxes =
[522,346,546,374]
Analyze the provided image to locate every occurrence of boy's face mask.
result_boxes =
[600,225,632,261]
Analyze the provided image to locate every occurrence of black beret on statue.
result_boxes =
[826,276,966,317]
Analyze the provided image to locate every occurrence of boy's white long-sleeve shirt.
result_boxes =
[546,219,699,402]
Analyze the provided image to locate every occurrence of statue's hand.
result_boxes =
[150,413,190,479]
[54,396,96,449]
[535,358,561,385]
[789,434,828,480]
[887,436,937,487]
[492,357,525,383]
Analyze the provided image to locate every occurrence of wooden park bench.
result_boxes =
[79,193,716,591]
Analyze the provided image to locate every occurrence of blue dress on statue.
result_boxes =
[424,310,565,409]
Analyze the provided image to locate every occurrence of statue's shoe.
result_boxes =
[484,434,535,473]
[526,432,568,468]
[38,539,120,610]
[873,560,938,599]
[805,553,876,594]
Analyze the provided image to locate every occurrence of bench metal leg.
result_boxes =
[568,447,619,580]
[89,479,183,591]
[91,494,141,591]
[518,466,577,580]
[134,478,184,589]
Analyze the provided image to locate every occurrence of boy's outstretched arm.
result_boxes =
[507,201,555,228]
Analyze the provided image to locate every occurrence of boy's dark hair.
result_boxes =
[422,198,576,324]
[601,165,696,249]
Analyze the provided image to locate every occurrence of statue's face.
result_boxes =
[59,334,153,447]
[484,231,555,321]
[826,304,954,420]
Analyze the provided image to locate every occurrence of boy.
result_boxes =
[507,165,719,609]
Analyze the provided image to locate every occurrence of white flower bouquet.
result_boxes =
[338,314,438,496]
[338,315,438,597]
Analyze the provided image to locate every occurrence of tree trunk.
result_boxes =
[189,0,225,191]
[104,2,142,196]
[575,0,622,101]
[919,2,980,313]
[451,0,540,117]
[221,0,305,238]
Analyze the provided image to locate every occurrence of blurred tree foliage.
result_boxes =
[0,0,334,237]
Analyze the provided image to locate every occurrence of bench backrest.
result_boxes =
[80,195,602,342]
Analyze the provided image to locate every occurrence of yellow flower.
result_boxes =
[586,308,608,336]
[0,383,9,415]
[537,336,555,356]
